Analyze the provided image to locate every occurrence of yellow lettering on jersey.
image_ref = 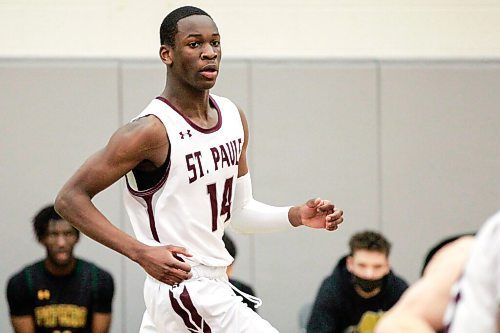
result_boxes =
[34,304,87,328]
[37,289,50,300]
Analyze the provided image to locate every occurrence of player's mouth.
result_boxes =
[199,64,218,79]
[54,251,70,262]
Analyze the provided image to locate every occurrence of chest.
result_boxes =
[171,133,243,186]
[30,272,94,331]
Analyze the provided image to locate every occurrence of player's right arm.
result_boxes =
[55,116,192,285]
[231,107,343,233]
[10,316,35,333]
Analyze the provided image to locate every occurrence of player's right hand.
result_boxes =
[137,244,193,285]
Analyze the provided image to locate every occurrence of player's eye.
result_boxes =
[211,40,220,47]
[188,42,201,48]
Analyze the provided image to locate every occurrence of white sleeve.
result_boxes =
[229,173,294,234]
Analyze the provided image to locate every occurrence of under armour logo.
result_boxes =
[179,130,192,139]
[37,289,50,300]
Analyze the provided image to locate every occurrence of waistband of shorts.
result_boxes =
[190,265,228,280]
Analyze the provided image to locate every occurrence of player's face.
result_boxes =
[41,219,78,267]
[347,249,390,281]
[168,15,221,90]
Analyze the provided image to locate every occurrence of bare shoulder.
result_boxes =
[236,106,249,141]
[112,116,167,150]
[118,115,166,146]
[424,236,475,277]
[236,105,247,119]
[379,236,476,332]
[108,115,168,166]
[235,105,249,176]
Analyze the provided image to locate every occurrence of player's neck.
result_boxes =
[163,87,210,111]
[162,88,216,125]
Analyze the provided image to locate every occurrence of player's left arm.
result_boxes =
[91,313,112,333]
[10,316,35,333]
[233,107,343,232]
[91,269,114,333]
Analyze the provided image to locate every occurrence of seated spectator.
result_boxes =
[223,233,259,312]
[6,204,115,333]
[307,230,408,333]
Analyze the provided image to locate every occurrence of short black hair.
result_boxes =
[349,230,391,256]
[223,234,237,259]
[33,204,79,241]
[160,6,211,46]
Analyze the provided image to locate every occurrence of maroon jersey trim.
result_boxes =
[125,161,171,243]
[125,160,171,197]
[144,194,159,242]
[156,96,222,134]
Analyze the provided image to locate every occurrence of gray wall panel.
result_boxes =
[0,60,123,333]
[380,62,500,283]
[1,58,499,333]
[250,61,379,332]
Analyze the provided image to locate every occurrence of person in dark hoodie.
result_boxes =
[307,230,408,333]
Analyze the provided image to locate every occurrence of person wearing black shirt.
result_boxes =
[6,205,114,333]
[307,230,408,333]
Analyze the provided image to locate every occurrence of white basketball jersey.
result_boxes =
[123,94,244,267]
[443,210,500,333]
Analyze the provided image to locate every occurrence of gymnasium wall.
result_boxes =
[1,0,500,59]
[1,58,499,333]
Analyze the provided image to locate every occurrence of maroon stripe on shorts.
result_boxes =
[179,287,212,333]
[169,289,198,331]
[169,287,212,333]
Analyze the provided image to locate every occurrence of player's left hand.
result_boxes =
[297,198,344,231]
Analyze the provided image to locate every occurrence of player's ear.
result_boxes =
[346,255,354,272]
[160,45,173,65]
[38,237,48,247]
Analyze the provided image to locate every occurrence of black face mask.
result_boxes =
[351,274,385,293]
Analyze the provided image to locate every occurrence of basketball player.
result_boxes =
[55,6,344,333]
[375,210,500,333]
[374,236,474,333]
[444,210,499,333]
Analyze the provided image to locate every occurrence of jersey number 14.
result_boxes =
[206,177,234,231]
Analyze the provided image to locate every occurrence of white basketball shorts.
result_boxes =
[139,266,279,333]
